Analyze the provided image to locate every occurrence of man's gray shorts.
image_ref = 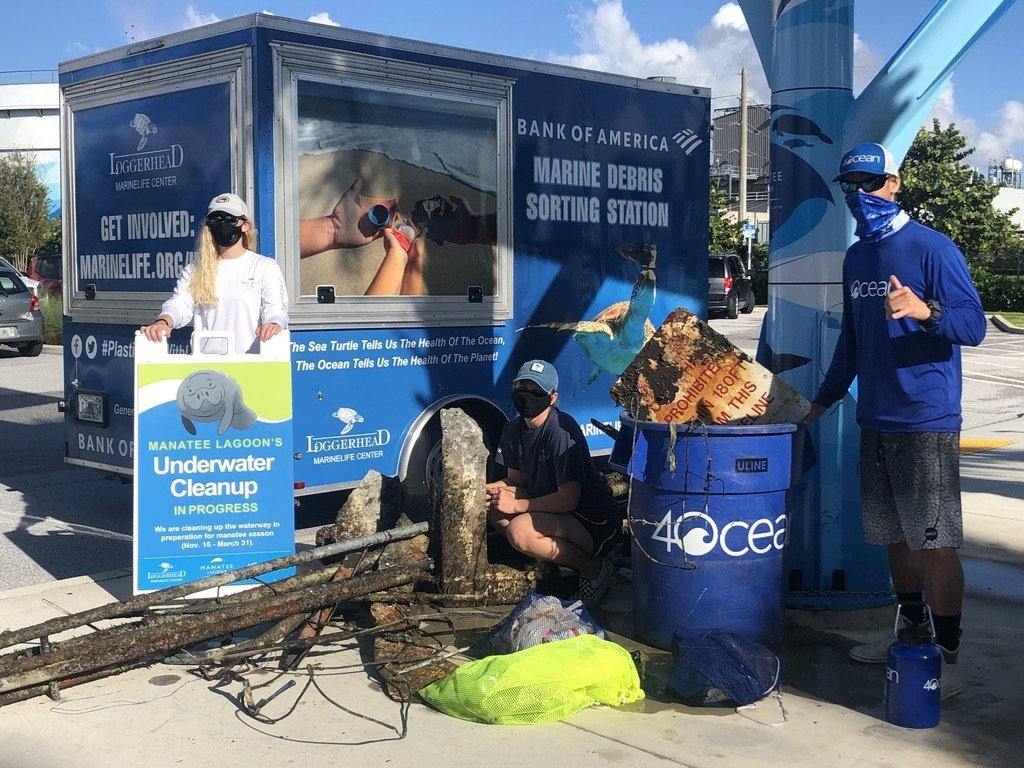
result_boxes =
[860,428,963,550]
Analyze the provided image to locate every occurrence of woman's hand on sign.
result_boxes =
[256,323,282,342]
[140,317,172,342]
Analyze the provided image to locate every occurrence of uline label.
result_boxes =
[735,457,768,473]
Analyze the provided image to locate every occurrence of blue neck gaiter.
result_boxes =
[845,192,909,243]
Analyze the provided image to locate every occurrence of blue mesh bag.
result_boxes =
[666,629,782,707]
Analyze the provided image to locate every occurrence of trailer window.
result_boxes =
[295,81,499,301]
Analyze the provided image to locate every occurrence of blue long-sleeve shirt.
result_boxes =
[813,219,986,432]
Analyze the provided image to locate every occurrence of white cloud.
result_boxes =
[65,41,93,57]
[549,1,888,105]
[927,82,1023,163]
[852,33,883,95]
[976,100,1024,162]
[550,1,767,106]
[308,12,340,27]
[182,3,219,29]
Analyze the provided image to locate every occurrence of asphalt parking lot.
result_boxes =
[1,313,1022,590]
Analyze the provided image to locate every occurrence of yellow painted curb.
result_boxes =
[959,438,1015,455]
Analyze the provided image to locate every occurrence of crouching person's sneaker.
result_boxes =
[575,558,613,608]
[938,643,964,700]
[848,614,927,664]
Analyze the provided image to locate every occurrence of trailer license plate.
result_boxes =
[0,327,16,339]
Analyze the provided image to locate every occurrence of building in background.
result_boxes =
[711,103,770,242]
[0,72,60,217]
[988,157,1024,233]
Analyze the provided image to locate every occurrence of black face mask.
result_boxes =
[207,216,244,248]
[512,390,551,419]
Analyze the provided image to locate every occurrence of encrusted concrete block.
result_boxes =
[317,470,405,546]
[436,408,489,595]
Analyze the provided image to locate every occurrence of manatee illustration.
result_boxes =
[176,370,256,436]
[129,113,157,151]
[332,407,364,435]
[784,138,813,149]
[522,245,657,384]
[771,114,833,145]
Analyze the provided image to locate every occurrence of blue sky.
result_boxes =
[1,1,1021,159]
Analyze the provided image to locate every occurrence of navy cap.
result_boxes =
[513,359,559,393]
[833,142,900,181]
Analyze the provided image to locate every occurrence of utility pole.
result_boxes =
[738,68,749,268]
[741,69,749,237]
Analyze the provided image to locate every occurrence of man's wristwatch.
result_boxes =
[920,298,943,329]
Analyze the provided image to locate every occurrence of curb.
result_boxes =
[42,344,62,354]
[960,437,1016,456]
[991,314,1024,335]
[0,569,130,602]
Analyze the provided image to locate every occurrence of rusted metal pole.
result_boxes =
[0,523,428,651]
[0,562,348,665]
[0,562,430,697]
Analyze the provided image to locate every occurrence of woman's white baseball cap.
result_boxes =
[207,192,250,219]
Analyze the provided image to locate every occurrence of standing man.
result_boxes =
[804,142,986,698]
[486,360,621,607]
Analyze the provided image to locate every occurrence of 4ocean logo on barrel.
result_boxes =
[649,509,787,558]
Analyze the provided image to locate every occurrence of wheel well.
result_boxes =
[397,396,508,487]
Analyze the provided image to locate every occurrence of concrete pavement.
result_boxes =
[1,317,1022,767]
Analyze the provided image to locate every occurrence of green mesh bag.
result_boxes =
[419,634,644,725]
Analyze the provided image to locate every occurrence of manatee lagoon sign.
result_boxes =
[133,332,294,594]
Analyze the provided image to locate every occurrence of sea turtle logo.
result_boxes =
[332,407,364,435]
[129,113,158,151]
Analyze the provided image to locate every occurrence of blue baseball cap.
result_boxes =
[513,359,559,393]
[833,142,900,181]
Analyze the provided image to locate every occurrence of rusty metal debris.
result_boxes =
[0,522,433,707]
[0,563,431,698]
[612,307,810,425]
[0,522,429,652]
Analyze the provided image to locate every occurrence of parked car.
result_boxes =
[27,252,63,295]
[0,256,42,297]
[0,269,44,356]
[708,253,755,319]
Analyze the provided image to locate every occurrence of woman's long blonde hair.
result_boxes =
[188,221,258,307]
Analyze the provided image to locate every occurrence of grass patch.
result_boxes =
[994,312,1024,328]
[39,293,63,345]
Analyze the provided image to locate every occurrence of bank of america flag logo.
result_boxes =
[673,129,703,155]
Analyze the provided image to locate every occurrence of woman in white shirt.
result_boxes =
[141,193,288,353]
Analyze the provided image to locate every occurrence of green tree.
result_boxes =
[709,184,741,254]
[0,151,50,269]
[899,120,1024,274]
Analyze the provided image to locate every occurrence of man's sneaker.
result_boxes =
[848,613,927,664]
[575,558,613,608]
[938,643,963,700]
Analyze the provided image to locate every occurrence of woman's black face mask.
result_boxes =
[512,388,552,419]
[207,213,244,248]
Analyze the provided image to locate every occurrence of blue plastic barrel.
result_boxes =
[610,413,795,649]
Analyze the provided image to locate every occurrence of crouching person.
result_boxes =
[486,360,622,607]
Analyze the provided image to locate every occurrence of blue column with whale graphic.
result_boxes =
[133,331,295,594]
[738,0,1017,605]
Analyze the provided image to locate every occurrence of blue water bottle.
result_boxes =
[884,603,941,729]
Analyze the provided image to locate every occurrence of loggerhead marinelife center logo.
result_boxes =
[109,112,184,176]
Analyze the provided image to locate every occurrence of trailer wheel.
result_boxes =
[404,403,506,501]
